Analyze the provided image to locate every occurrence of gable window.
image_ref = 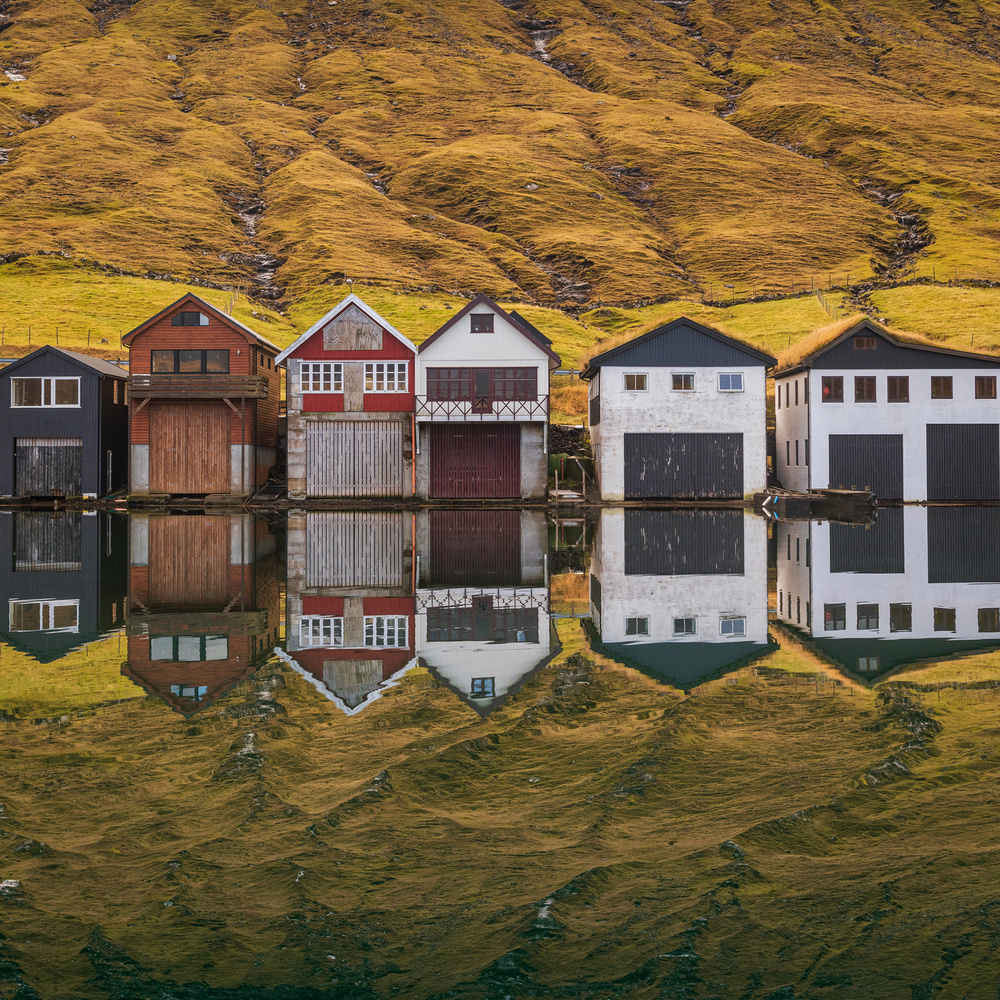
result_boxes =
[9,599,79,633]
[854,336,876,350]
[978,608,1000,633]
[933,607,956,632]
[11,377,80,408]
[931,375,953,399]
[471,677,495,699]
[857,603,879,630]
[889,603,912,632]
[720,617,746,636]
[171,311,210,327]
[170,684,209,701]
[976,376,997,399]
[718,372,744,392]
[624,373,647,391]
[364,615,408,648]
[151,350,229,374]
[365,362,408,392]
[625,617,649,636]
[672,373,694,391]
[150,635,228,661]
[673,617,696,636]
[300,362,343,393]
[824,603,846,631]
[299,616,343,647]
[470,314,494,333]
[887,376,909,402]
[855,376,877,402]
[821,376,843,402]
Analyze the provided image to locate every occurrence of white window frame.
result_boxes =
[364,615,408,648]
[11,376,81,408]
[720,616,746,637]
[300,362,343,394]
[364,362,408,393]
[299,616,344,647]
[623,373,648,392]
[718,372,744,392]
[671,372,695,391]
[8,599,80,633]
[672,617,697,636]
[624,616,649,636]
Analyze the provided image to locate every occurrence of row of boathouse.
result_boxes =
[2,290,1000,502]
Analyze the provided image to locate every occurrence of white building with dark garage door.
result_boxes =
[415,295,560,500]
[775,319,1000,501]
[582,318,775,500]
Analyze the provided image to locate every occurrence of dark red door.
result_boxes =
[472,369,492,414]
[429,424,520,498]
[429,510,522,584]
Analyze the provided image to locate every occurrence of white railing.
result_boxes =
[414,395,549,420]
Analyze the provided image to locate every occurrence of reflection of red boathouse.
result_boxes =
[283,512,416,714]
[124,514,280,715]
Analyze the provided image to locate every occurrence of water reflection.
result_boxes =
[124,513,281,715]
[588,509,776,687]
[777,506,1000,680]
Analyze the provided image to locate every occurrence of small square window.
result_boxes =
[623,373,647,391]
[720,617,746,636]
[933,607,956,632]
[887,376,909,402]
[672,617,696,636]
[978,608,1000,633]
[931,376,953,399]
[471,677,496,698]
[889,603,912,632]
[625,616,649,636]
[857,603,879,630]
[718,372,744,392]
[976,376,997,399]
[824,603,846,631]
[822,376,844,402]
[471,314,494,333]
[672,373,694,391]
[854,336,876,350]
[855,376,876,402]
[857,656,880,672]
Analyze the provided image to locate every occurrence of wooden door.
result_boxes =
[149,403,230,494]
[148,515,230,609]
[429,424,520,498]
[15,438,83,497]
[306,420,403,496]
[305,511,406,588]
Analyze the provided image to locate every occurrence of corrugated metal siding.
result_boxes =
[599,322,769,368]
[624,510,745,575]
[428,510,521,585]
[813,333,1000,370]
[306,421,403,497]
[305,512,405,589]
[828,434,903,499]
[14,438,82,496]
[927,506,1000,582]
[148,516,230,610]
[430,424,520,499]
[149,403,230,493]
[624,433,743,499]
[14,513,82,571]
[926,423,1000,500]
[830,507,905,574]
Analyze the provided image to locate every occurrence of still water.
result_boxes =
[1,507,998,998]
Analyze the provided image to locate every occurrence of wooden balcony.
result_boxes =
[128,374,270,399]
[415,395,549,421]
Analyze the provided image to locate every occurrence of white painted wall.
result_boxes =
[591,365,768,499]
[774,373,810,492]
[777,367,1000,499]
[590,509,769,646]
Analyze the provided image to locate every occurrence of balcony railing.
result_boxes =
[128,374,271,399]
[415,395,549,420]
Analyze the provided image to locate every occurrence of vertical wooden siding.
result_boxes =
[14,438,83,497]
[149,403,230,493]
[624,433,744,499]
[428,509,522,585]
[306,421,403,497]
[305,512,406,589]
[148,516,230,609]
[429,424,520,499]
[14,512,83,570]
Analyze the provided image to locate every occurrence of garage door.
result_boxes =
[624,433,743,499]
[430,424,520,499]
[148,515,231,610]
[150,403,230,494]
[828,434,903,500]
[305,512,406,588]
[926,424,1000,500]
[15,438,82,496]
[306,421,403,497]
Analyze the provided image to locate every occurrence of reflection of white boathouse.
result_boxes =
[415,510,559,716]
[777,506,1000,680]
[588,509,774,687]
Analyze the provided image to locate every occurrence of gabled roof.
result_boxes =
[121,293,280,352]
[775,318,1000,376]
[418,293,562,367]
[581,316,775,379]
[0,345,128,380]
[274,293,416,365]
[509,310,553,348]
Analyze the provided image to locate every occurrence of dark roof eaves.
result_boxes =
[0,345,127,380]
